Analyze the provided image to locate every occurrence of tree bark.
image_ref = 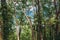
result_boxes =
[54,0,59,40]
[43,23,46,40]
[36,0,42,40]
[0,20,3,40]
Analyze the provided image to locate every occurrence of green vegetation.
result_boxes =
[0,0,60,40]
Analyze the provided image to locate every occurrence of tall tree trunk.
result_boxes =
[54,0,59,40]
[56,0,60,40]
[1,0,13,40]
[50,25,53,40]
[0,20,3,40]
[43,23,46,40]
[58,0,60,33]
[36,0,42,40]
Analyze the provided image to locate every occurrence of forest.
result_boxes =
[0,0,60,40]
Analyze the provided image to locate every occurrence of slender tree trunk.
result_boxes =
[56,0,60,40]
[0,20,3,40]
[50,25,53,40]
[36,0,42,40]
[13,0,21,40]
[54,0,59,40]
[43,23,46,40]
[58,0,60,33]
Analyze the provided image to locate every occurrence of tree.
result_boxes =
[0,17,3,40]
[35,0,42,40]
[1,0,13,40]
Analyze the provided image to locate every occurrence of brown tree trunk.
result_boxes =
[0,32,3,40]
[36,0,42,40]
[24,10,35,40]
[58,0,60,33]
[54,0,59,40]
[0,20,3,40]
[43,23,46,40]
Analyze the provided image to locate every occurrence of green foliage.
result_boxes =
[20,25,32,40]
[0,0,60,40]
[22,0,27,4]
